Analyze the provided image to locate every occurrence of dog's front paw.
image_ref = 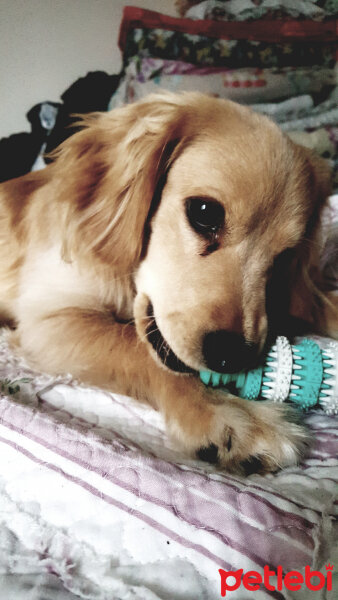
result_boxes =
[229,401,309,474]
[171,393,309,474]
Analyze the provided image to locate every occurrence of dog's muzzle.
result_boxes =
[146,305,195,374]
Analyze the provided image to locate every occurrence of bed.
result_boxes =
[1,3,337,599]
[1,327,337,600]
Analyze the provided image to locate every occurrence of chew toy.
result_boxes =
[200,336,338,415]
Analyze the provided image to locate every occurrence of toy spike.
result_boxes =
[200,337,338,415]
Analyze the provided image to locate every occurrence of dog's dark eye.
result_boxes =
[186,197,225,235]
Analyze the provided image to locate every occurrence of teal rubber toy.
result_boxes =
[200,336,338,415]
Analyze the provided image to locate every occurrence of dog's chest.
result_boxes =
[14,244,135,323]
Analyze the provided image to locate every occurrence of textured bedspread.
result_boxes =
[0,330,337,600]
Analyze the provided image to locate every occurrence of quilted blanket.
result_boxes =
[0,328,337,600]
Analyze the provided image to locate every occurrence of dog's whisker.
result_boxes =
[138,315,155,322]
[124,316,154,327]
[144,326,160,340]
[157,337,166,356]
[164,343,171,368]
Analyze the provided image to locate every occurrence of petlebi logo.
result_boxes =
[219,563,333,596]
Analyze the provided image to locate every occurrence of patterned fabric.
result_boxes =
[0,330,337,600]
[184,0,338,22]
[122,26,336,69]
[252,87,338,125]
[119,7,337,70]
[110,56,336,106]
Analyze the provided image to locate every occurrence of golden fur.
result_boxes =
[0,92,336,473]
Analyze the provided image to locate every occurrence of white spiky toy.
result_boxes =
[200,337,338,415]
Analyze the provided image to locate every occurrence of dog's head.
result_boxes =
[56,92,331,374]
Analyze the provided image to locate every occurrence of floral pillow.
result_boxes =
[119,7,337,70]
[110,56,335,106]
[175,0,338,21]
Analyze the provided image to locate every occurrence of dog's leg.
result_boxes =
[12,307,308,473]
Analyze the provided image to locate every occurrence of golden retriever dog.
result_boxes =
[0,92,336,473]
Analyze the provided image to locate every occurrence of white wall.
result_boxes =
[0,0,176,139]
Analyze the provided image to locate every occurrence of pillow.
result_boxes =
[177,0,338,22]
[119,7,337,69]
[110,56,335,107]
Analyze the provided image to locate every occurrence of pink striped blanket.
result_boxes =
[0,329,337,600]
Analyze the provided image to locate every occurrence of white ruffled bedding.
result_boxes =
[0,328,337,600]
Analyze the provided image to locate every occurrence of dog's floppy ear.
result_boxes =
[288,147,332,327]
[51,93,192,269]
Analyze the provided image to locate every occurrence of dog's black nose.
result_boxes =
[202,330,256,373]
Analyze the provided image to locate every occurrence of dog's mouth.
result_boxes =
[146,306,195,374]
